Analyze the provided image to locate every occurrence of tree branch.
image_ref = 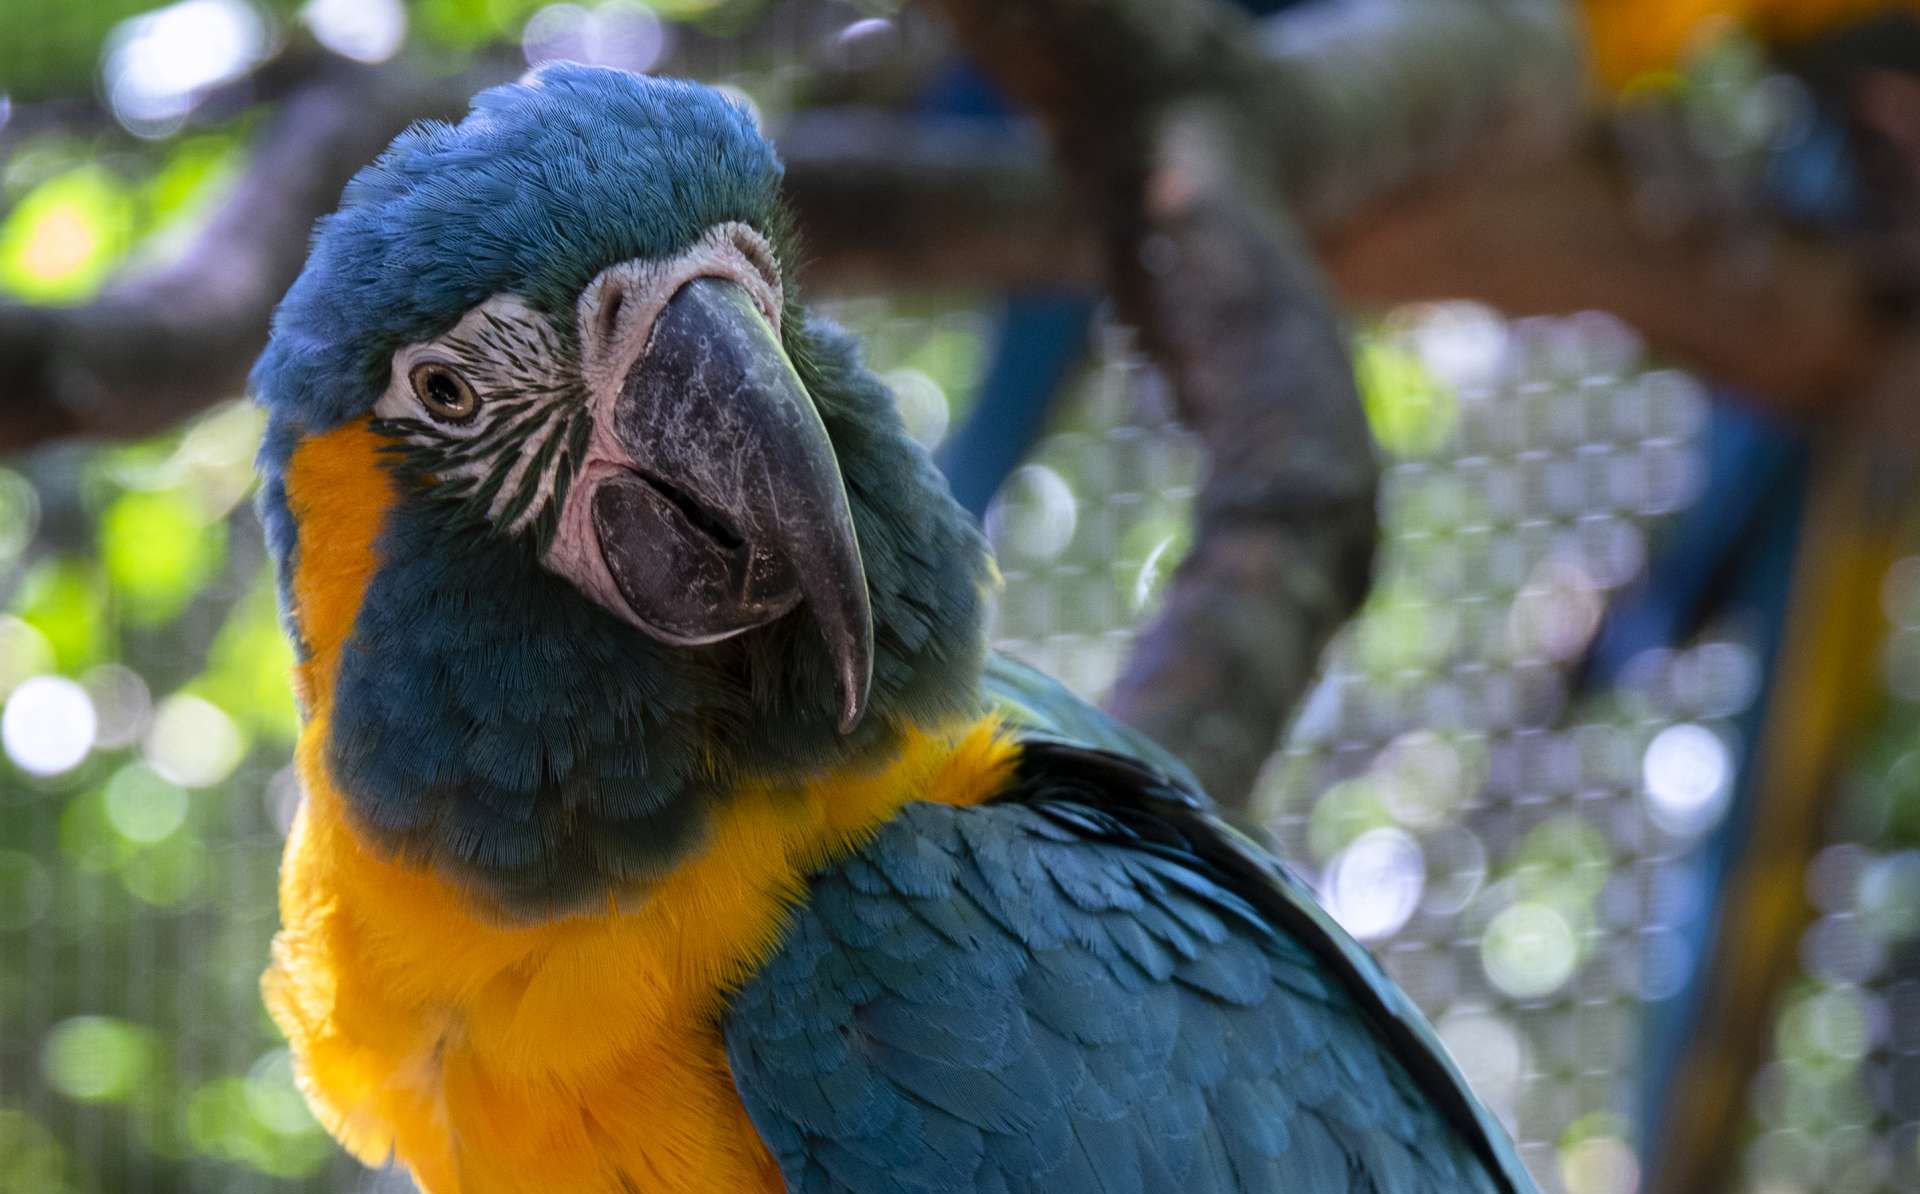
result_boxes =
[1323,136,1893,416]
[781,109,1091,291]
[0,58,510,453]
[924,0,1438,810]
[7,3,1886,457]
[1101,115,1379,812]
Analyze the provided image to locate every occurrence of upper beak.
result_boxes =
[591,276,873,733]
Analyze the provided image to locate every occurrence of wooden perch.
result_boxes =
[1324,138,1891,417]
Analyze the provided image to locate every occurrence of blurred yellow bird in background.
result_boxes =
[1583,0,1920,86]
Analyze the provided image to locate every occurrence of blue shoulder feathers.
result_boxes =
[723,654,1538,1194]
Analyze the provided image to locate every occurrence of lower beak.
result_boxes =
[591,276,874,734]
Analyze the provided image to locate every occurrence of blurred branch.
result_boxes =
[913,0,1591,810]
[1323,138,1893,413]
[780,109,1091,290]
[2,2,1892,456]
[1100,130,1379,815]
[0,57,509,452]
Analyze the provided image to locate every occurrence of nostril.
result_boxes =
[732,230,780,294]
[595,282,628,345]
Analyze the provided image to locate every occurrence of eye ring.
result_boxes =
[409,362,481,423]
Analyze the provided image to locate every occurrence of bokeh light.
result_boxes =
[1562,1132,1641,1194]
[986,463,1079,562]
[3,675,96,777]
[884,368,951,449]
[1483,901,1580,1000]
[301,0,407,63]
[1438,1008,1528,1120]
[1325,826,1425,941]
[101,0,269,138]
[0,167,135,301]
[0,617,56,700]
[40,1017,154,1103]
[142,693,244,789]
[1642,722,1732,837]
[81,664,153,750]
[103,764,189,845]
[523,1,668,71]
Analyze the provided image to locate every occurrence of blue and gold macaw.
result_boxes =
[252,65,1537,1194]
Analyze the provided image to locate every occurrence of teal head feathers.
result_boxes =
[252,65,991,913]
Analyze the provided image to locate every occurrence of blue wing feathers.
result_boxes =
[724,653,1535,1193]
[726,799,1525,1192]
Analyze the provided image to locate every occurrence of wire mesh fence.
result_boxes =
[952,299,1920,1194]
[970,301,1713,1194]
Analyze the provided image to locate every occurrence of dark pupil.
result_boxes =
[425,371,465,409]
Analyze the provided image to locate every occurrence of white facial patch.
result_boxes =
[541,222,788,624]
[373,295,589,537]
[370,221,787,576]
[575,221,783,414]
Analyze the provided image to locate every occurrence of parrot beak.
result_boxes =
[592,275,873,734]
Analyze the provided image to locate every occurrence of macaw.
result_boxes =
[1582,0,1920,87]
[252,64,1537,1194]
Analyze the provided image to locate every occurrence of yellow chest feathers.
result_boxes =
[265,718,1012,1194]
[263,421,1018,1193]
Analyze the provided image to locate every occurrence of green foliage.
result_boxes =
[1356,335,1456,459]
[41,1016,159,1103]
[193,573,299,743]
[142,134,245,229]
[0,0,158,102]
[184,1054,332,1180]
[14,560,111,672]
[413,0,547,49]
[99,490,229,626]
[0,133,242,304]
[0,167,136,302]
[0,379,308,1191]
[0,1109,75,1194]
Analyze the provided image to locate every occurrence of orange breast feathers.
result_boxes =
[261,420,1019,1194]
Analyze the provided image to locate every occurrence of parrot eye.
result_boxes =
[409,362,481,423]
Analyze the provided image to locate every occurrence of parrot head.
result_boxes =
[253,65,991,912]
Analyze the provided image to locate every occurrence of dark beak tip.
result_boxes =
[831,615,874,736]
[837,701,865,736]
[837,673,872,735]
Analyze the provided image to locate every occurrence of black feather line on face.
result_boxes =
[495,421,565,533]
[372,309,590,557]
